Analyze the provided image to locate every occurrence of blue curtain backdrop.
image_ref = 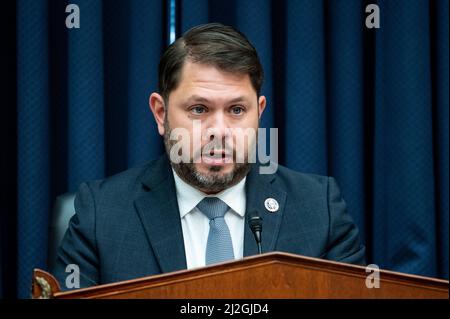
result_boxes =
[0,0,447,298]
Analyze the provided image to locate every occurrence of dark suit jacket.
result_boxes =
[53,155,365,289]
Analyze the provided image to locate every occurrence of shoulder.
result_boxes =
[78,156,164,204]
[273,164,331,194]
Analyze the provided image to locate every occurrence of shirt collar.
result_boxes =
[172,168,246,219]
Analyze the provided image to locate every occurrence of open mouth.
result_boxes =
[201,150,233,165]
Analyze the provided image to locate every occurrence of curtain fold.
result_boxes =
[326,0,366,238]
[235,0,274,129]
[68,0,105,190]
[285,0,328,174]
[126,0,165,167]
[10,0,449,298]
[17,0,51,298]
[433,0,449,278]
[373,0,438,277]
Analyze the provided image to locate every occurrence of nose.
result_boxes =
[204,111,230,142]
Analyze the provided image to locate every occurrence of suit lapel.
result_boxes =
[134,156,187,273]
[244,164,286,257]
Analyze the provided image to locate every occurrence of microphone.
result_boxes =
[247,211,263,254]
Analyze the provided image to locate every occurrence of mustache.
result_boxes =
[193,144,235,160]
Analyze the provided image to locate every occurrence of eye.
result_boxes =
[230,105,245,115]
[190,105,207,115]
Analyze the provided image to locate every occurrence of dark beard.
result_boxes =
[163,120,251,193]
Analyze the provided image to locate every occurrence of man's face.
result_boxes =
[150,61,266,194]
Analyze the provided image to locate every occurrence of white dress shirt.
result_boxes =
[172,169,246,269]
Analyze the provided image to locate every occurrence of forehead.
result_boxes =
[172,61,256,100]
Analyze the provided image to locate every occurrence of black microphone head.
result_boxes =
[247,210,263,253]
[247,211,263,232]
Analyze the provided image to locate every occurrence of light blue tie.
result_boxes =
[197,197,235,265]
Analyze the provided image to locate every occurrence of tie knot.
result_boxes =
[197,197,229,220]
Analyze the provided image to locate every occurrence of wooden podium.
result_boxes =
[32,252,448,299]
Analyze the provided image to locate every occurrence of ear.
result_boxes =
[149,93,166,136]
[257,95,266,119]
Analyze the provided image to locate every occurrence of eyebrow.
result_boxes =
[184,95,249,105]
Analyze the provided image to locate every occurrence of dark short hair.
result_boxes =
[158,23,264,103]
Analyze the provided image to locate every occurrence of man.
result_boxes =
[53,23,365,289]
